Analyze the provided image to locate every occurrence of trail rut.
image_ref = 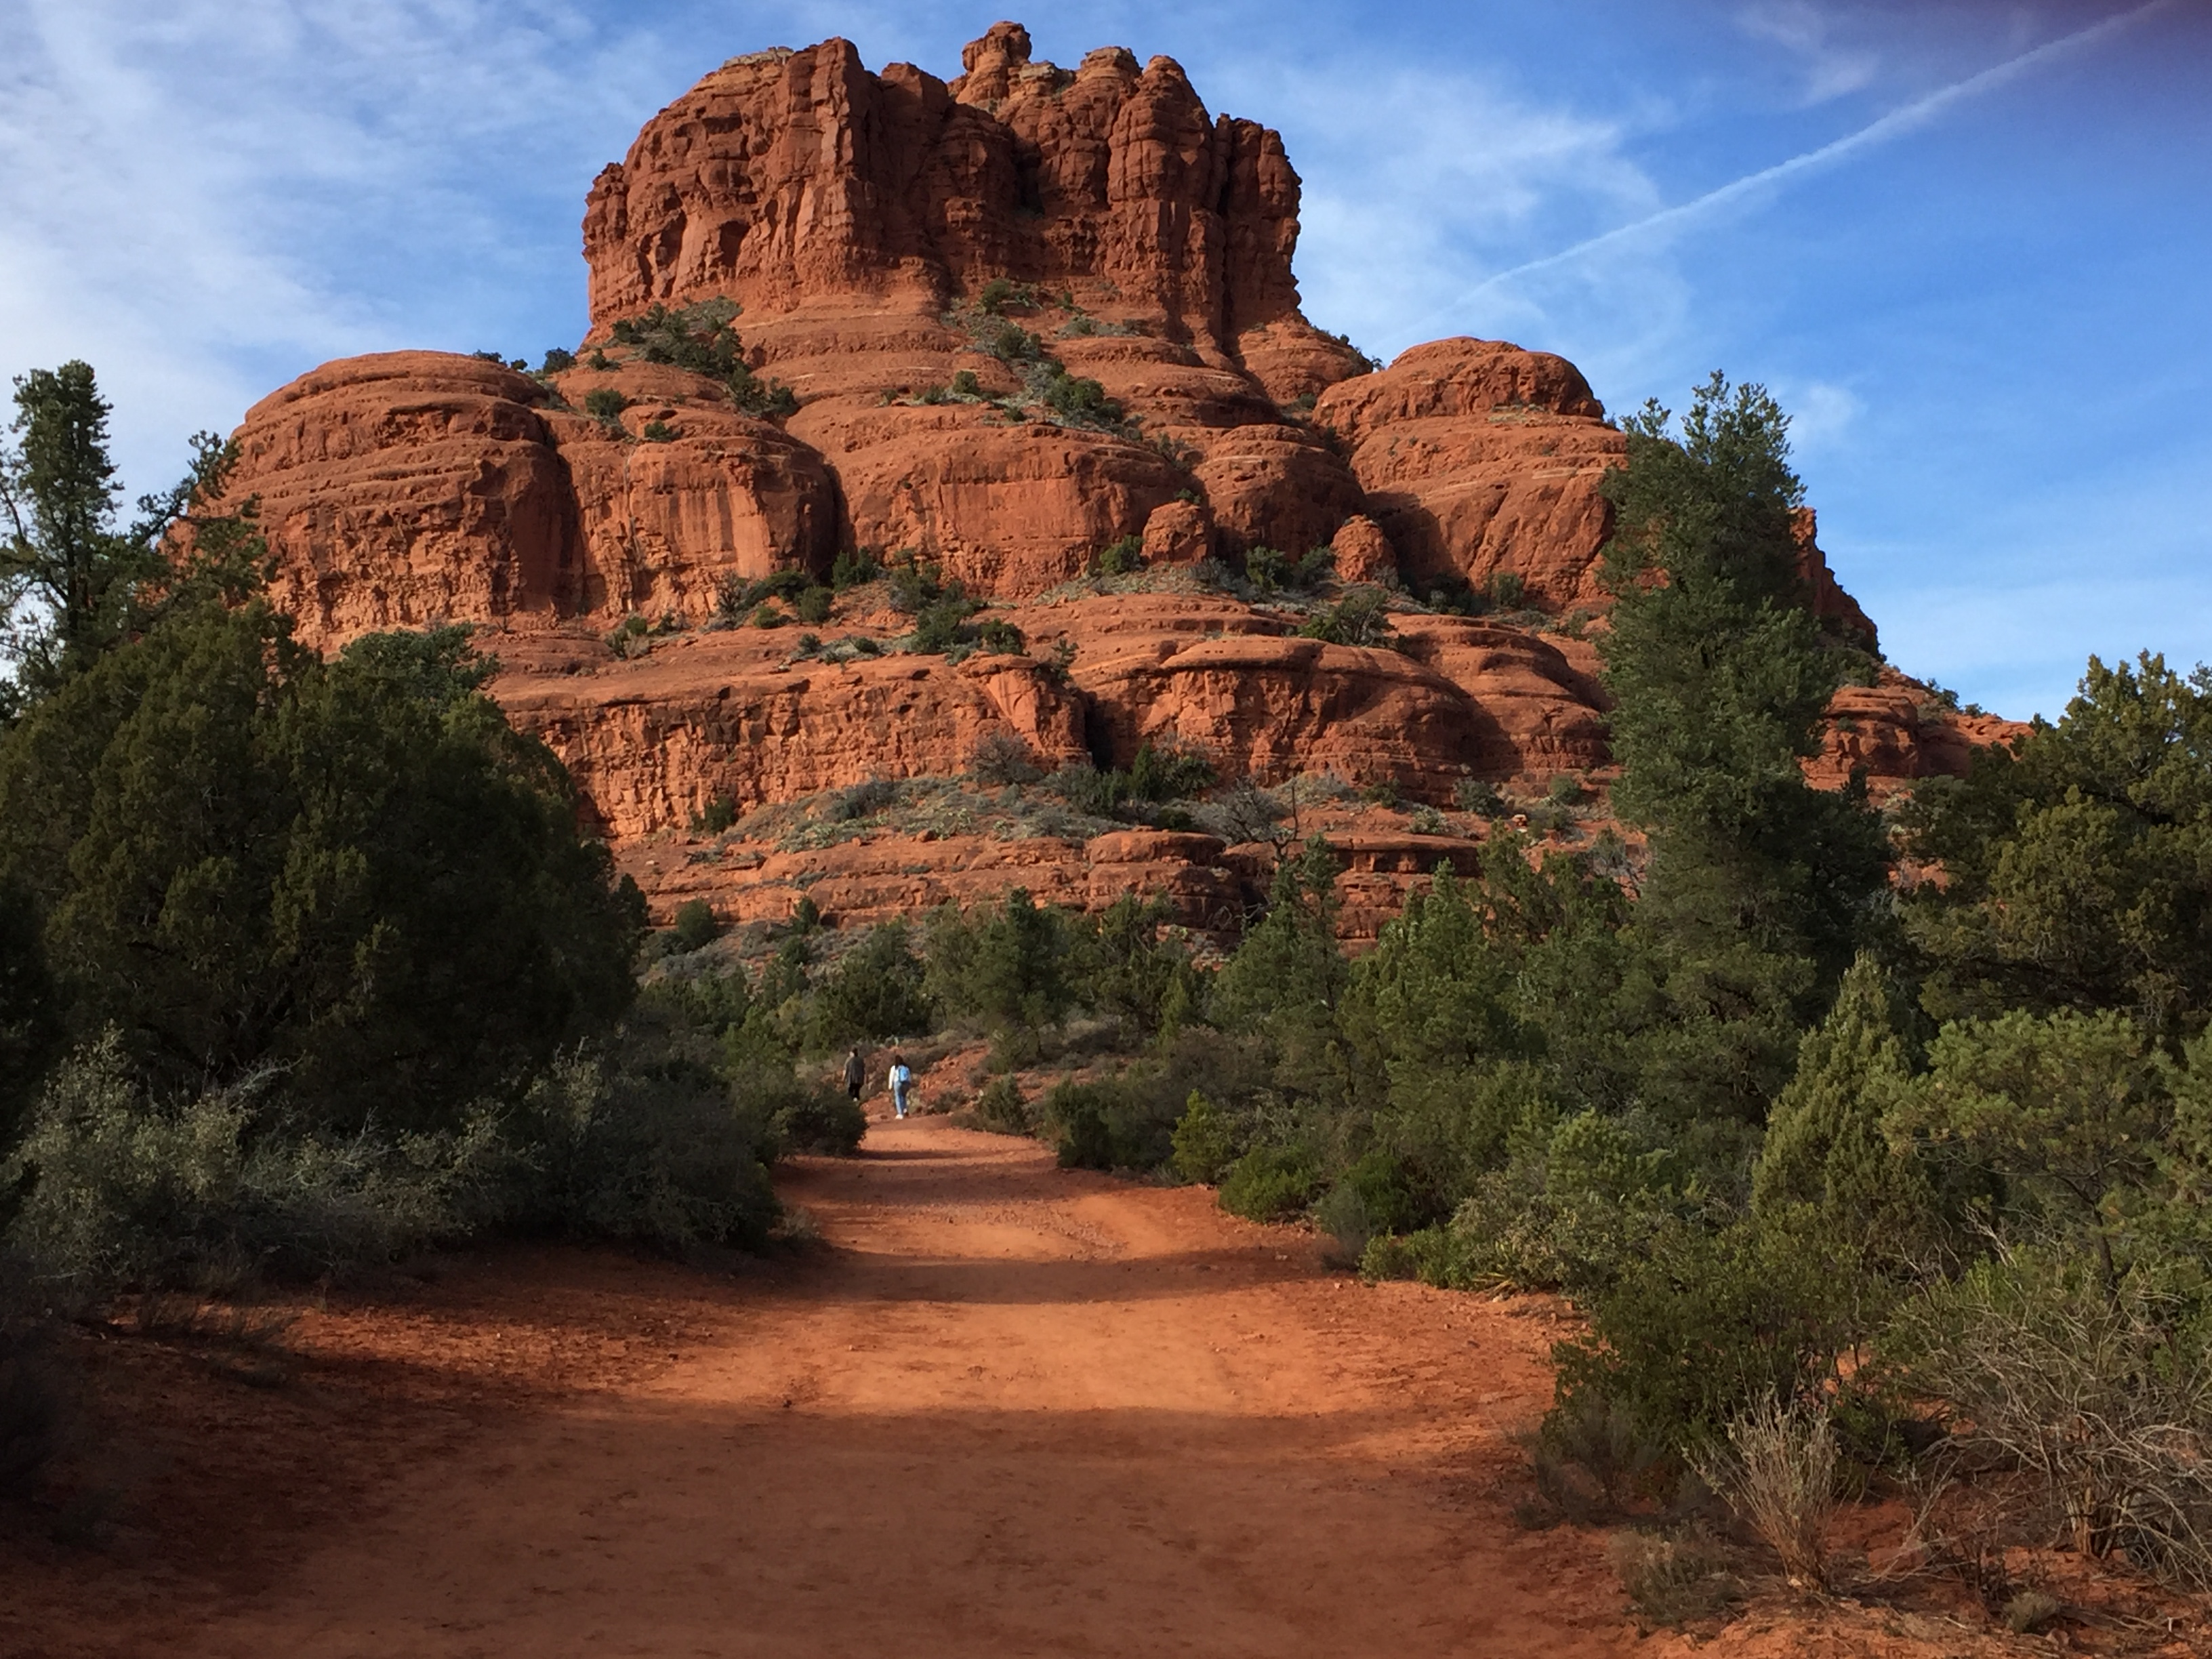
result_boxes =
[26,1115,1637,1657]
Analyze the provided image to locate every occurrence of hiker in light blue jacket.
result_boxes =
[888,1054,914,1119]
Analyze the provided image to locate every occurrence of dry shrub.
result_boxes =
[1610,1525,1739,1628]
[1525,1393,1671,1521]
[970,731,1041,785]
[1692,1394,1839,1591]
[1892,1252,2212,1591]
[2003,1588,2062,1633]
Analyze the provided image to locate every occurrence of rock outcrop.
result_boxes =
[202,21,2013,941]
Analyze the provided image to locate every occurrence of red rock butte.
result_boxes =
[208,22,2017,942]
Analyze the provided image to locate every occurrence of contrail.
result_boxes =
[1424,0,2172,323]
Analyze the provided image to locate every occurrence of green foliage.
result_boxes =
[1593,374,1891,1125]
[1903,653,2212,1039]
[1171,1090,1237,1183]
[1891,1006,2169,1286]
[1298,588,1396,649]
[972,1076,1031,1135]
[924,888,1075,1032]
[0,607,643,1139]
[1093,535,1143,577]
[911,594,982,654]
[1242,544,1334,596]
[690,793,737,836]
[0,877,62,1155]
[640,419,676,443]
[806,922,935,1048]
[831,547,883,590]
[496,1038,782,1248]
[1037,367,1123,428]
[1749,953,1938,1267]
[672,899,722,954]
[1212,836,1349,1045]
[1048,743,1214,819]
[1069,895,1204,1038]
[539,348,576,373]
[583,387,630,425]
[1550,1212,1868,1454]
[1219,1143,1323,1221]
[605,300,798,417]
[794,584,833,625]
[1,363,143,699]
[1042,1078,1171,1170]
[2,1028,585,1293]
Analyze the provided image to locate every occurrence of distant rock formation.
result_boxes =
[207,22,2014,939]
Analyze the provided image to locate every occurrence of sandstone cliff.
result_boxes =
[204,21,2015,940]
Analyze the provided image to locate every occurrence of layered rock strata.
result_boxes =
[203,22,2015,939]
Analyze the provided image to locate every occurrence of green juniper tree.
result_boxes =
[0,362,152,709]
[1597,373,1891,1124]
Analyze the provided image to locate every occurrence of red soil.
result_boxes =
[12,1111,2177,1658]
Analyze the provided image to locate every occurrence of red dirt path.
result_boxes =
[6,1112,2100,1657]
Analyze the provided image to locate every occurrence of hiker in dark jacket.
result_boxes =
[842,1048,865,1102]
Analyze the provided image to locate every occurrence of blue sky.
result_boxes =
[2,0,2204,718]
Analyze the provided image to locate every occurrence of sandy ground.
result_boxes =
[13,1111,2180,1657]
[5,1114,1637,1656]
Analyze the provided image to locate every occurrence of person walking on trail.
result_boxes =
[888,1054,914,1120]
[842,1047,865,1103]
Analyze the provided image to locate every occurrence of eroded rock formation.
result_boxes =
[205,21,2015,938]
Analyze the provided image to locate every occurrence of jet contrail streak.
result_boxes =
[1422,0,2171,325]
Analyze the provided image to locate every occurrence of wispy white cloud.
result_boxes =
[1212,58,1669,367]
[1772,378,1864,457]
[1443,0,2170,316]
[0,0,677,495]
[1735,1,1881,103]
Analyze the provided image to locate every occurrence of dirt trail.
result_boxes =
[34,1115,1641,1657]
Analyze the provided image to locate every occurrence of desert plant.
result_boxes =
[671,900,722,954]
[641,419,675,443]
[972,1076,1031,1135]
[1454,777,1507,817]
[1887,1248,2212,1589]
[830,779,901,822]
[539,347,576,373]
[689,794,737,836]
[830,546,883,590]
[971,731,1042,785]
[1094,535,1143,577]
[1608,1526,1739,1629]
[1691,1393,1841,1591]
[583,388,630,426]
[1170,1090,1237,1183]
[1300,589,1395,649]
[795,585,833,625]
[1218,1143,1322,1222]
[1532,1391,1674,1518]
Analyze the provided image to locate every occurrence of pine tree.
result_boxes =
[0,361,152,706]
[1751,952,1934,1266]
[1596,374,1891,1122]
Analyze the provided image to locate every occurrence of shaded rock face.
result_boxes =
[202,21,1997,939]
